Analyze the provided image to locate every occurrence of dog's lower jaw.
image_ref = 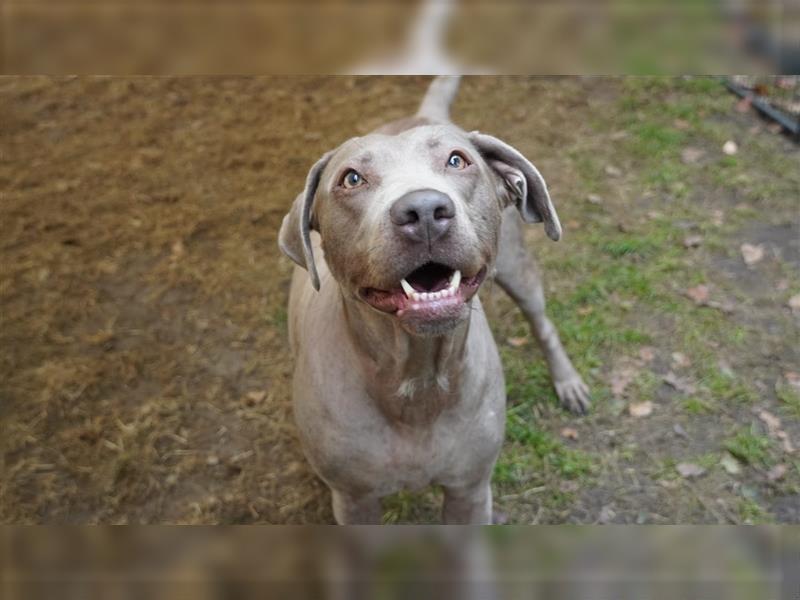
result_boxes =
[397,305,469,337]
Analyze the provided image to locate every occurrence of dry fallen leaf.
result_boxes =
[577,305,594,316]
[757,409,782,434]
[587,194,603,205]
[681,147,705,164]
[789,294,800,313]
[674,119,690,130]
[756,409,796,454]
[784,372,800,391]
[685,284,710,304]
[720,453,742,475]
[611,366,638,398]
[676,462,706,478]
[560,481,580,494]
[718,359,735,378]
[663,371,696,395]
[740,243,765,266]
[506,336,529,348]
[711,209,724,227]
[598,505,617,524]
[560,427,579,441]
[683,235,703,248]
[605,165,622,177]
[776,430,795,454]
[767,464,787,482]
[671,352,691,369]
[629,401,654,417]
[638,347,656,363]
[735,96,753,113]
[722,140,738,155]
[246,390,267,404]
[673,423,689,439]
[170,240,185,262]
[705,299,736,315]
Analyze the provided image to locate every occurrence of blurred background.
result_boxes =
[2,0,798,74]
[1,526,795,599]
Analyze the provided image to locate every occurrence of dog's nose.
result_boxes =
[390,189,455,245]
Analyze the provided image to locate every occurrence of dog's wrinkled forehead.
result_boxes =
[322,124,474,194]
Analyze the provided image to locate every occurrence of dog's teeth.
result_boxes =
[411,292,421,302]
[449,270,461,290]
[421,292,430,301]
[433,291,442,299]
[400,278,415,298]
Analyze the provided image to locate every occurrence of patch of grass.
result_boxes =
[267,305,288,331]
[627,122,686,159]
[683,397,716,415]
[382,490,440,524]
[724,427,772,466]
[630,369,660,399]
[705,367,757,404]
[776,384,800,419]
[497,409,595,484]
[695,452,721,471]
[503,354,557,407]
[737,499,772,524]
[603,237,658,259]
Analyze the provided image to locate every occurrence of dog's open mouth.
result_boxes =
[360,263,487,319]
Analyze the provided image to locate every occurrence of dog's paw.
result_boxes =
[554,376,591,415]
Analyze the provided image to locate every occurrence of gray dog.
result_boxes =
[279,77,589,524]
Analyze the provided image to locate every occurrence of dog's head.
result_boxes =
[280,124,561,336]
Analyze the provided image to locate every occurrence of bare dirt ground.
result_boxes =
[1,77,798,524]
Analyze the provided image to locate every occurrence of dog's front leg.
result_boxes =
[442,480,493,524]
[331,489,383,524]
[494,210,591,414]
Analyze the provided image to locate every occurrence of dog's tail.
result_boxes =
[416,76,461,122]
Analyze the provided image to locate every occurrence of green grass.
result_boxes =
[776,385,800,419]
[495,407,595,487]
[490,76,797,524]
[724,427,772,466]
[683,397,716,415]
[737,498,772,524]
[602,237,658,259]
[382,490,440,524]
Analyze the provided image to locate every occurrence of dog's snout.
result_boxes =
[390,189,455,245]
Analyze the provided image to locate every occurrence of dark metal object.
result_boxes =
[724,79,800,141]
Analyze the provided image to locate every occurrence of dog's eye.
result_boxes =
[447,151,469,170]
[341,169,365,189]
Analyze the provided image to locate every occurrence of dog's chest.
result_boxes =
[360,407,502,493]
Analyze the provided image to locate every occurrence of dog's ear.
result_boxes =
[278,151,334,291]
[469,131,561,241]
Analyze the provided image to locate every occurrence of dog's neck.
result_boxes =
[340,290,471,426]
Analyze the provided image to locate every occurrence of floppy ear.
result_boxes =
[278,151,333,291]
[469,131,562,241]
